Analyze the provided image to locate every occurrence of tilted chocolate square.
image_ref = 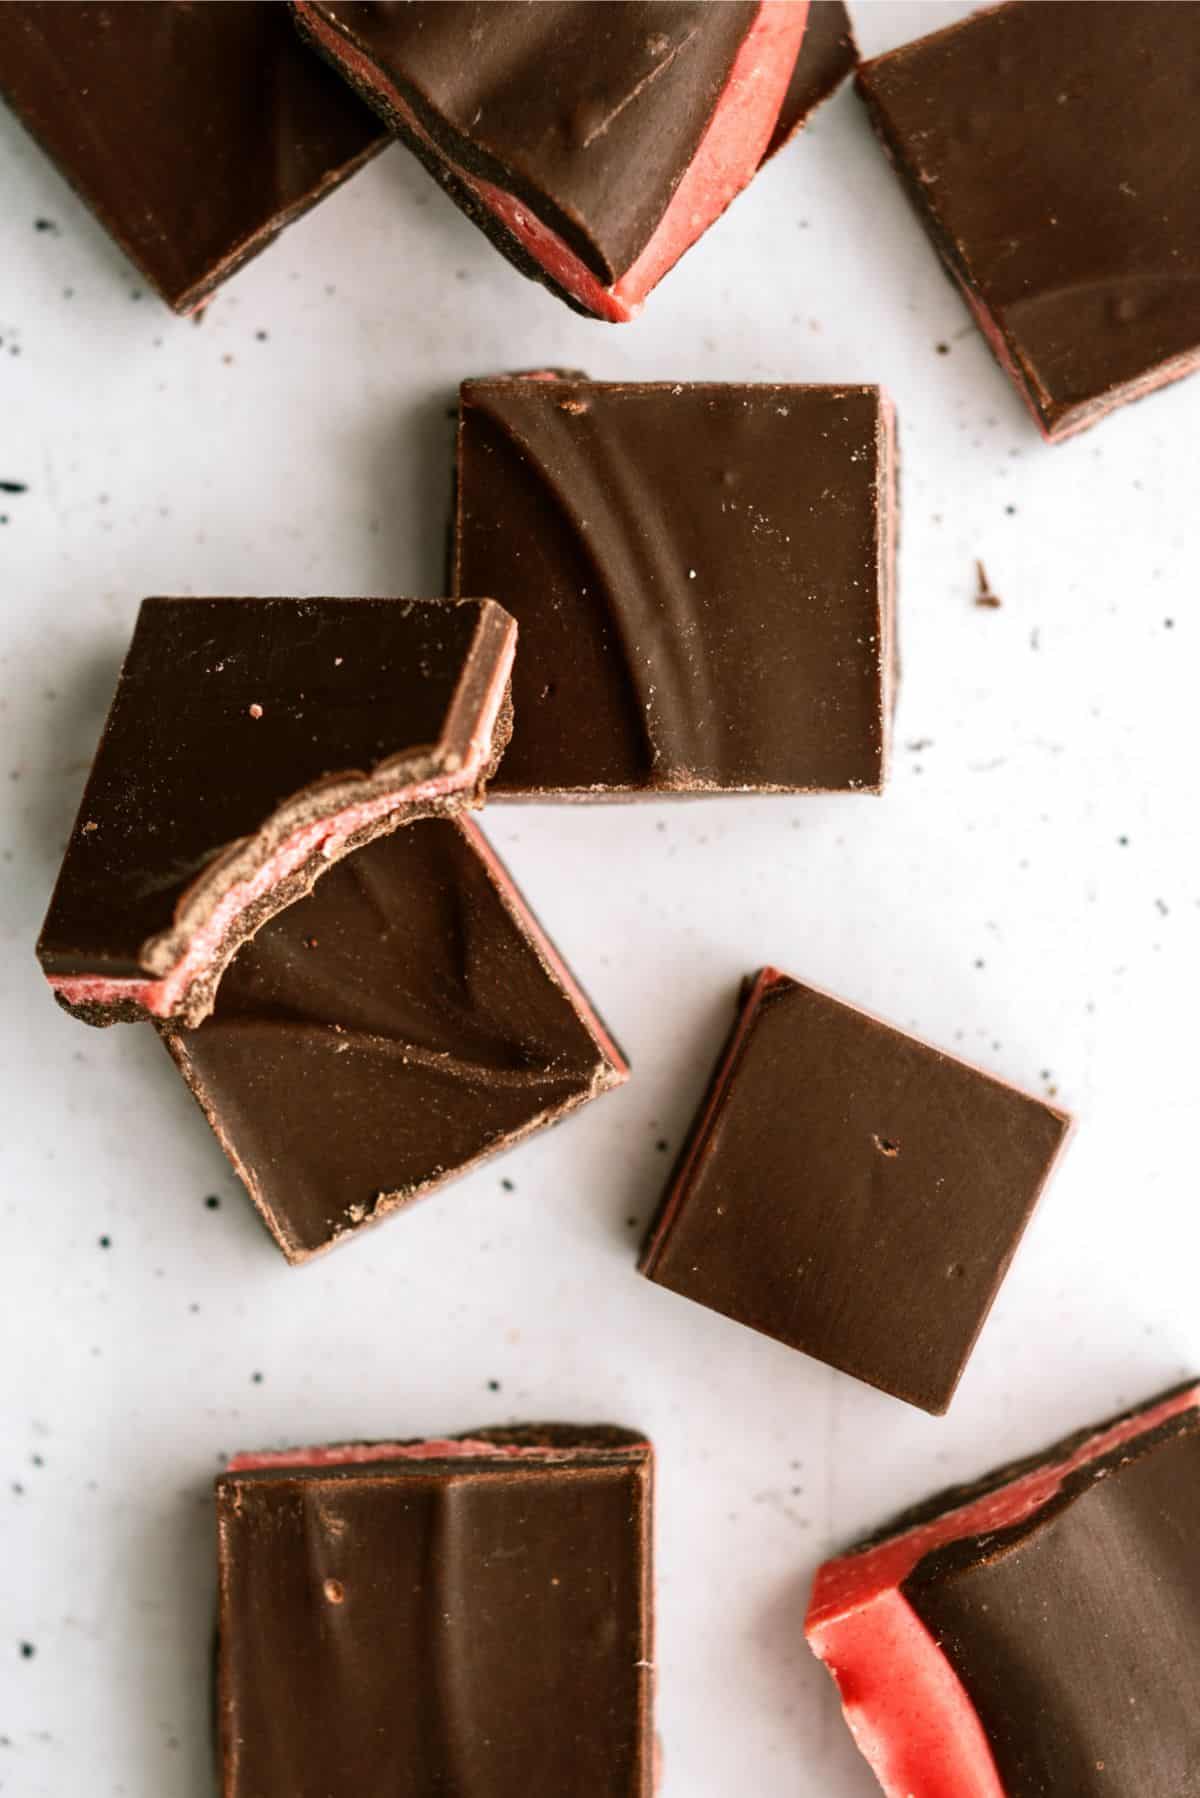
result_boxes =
[163,816,627,1263]
[639,969,1071,1413]
[216,1426,655,1798]
[858,1,1200,441]
[454,377,896,797]
[293,1,811,321]
[37,596,515,1027]
[807,1381,1200,1797]
[0,2,388,313]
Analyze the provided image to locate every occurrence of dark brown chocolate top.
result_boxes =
[858,2,1200,436]
[216,1426,654,1797]
[767,0,857,158]
[0,3,387,312]
[165,816,626,1262]
[905,1408,1200,1796]
[38,597,513,1006]
[298,1,757,283]
[640,970,1071,1414]
[455,378,894,797]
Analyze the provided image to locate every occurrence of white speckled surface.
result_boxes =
[1,6,1198,1794]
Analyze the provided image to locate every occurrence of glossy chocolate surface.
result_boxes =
[216,1425,654,1797]
[0,2,387,312]
[640,969,1071,1413]
[165,816,627,1262]
[767,0,856,157]
[37,596,514,1023]
[455,378,895,797]
[858,2,1200,438]
[905,1407,1200,1796]
[296,1,758,283]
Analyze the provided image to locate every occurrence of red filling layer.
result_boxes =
[228,1431,643,1474]
[805,1384,1199,1797]
[298,1,808,321]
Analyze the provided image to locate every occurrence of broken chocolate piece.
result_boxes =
[216,1425,655,1797]
[639,969,1071,1413]
[294,1,810,320]
[454,377,896,797]
[163,815,627,1263]
[38,597,515,1027]
[857,2,1200,440]
[0,2,388,313]
[766,0,857,158]
[807,1380,1200,1798]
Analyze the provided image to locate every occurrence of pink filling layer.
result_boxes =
[805,1384,1199,1798]
[228,1433,644,1473]
[299,1,806,322]
[50,635,514,1019]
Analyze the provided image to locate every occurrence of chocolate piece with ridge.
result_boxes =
[806,1380,1200,1797]
[0,2,387,313]
[163,815,627,1263]
[454,377,896,798]
[857,2,1200,441]
[293,1,811,321]
[216,1424,655,1797]
[640,969,1071,1413]
[38,597,515,1028]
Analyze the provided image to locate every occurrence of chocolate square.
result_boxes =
[215,1426,654,1798]
[0,2,388,313]
[808,1383,1200,1798]
[294,1,809,320]
[454,378,896,797]
[640,969,1071,1413]
[164,816,627,1263]
[858,1,1200,440]
[37,596,514,1027]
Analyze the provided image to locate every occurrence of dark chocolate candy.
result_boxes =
[639,969,1071,1414]
[294,1,809,321]
[38,597,515,1028]
[454,377,896,798]
[163,815,627,1263]
[766,0,857,158]
[858,2,1200,441]
[0,2,388,314]
[216,1425,654,1797]
[807,1381,1200,1797]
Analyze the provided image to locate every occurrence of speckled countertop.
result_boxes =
[1,5,1197,1795]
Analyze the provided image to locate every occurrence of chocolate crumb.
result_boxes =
[0,481,28,495]
[656,1139,669,1153]
[974,560,1002,608]
[935,342,950,355]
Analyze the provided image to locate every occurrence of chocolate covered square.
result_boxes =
[454,378,896,797]
[858,2,1200,440]
[640,969,1071,1413]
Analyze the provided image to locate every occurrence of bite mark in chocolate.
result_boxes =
[807,1381,1200,1798]
[163,816,627,1263]
[216,1425,654,1796]
[640,969,1071,1413]
[37,597,515,1028]
[858,2,1200,440]
[454,377,896,798]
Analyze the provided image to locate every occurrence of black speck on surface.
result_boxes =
[1005,504,1017,515]
[255,329,268,341]
[1164,618,1175,629]
[251,1372,263,1385]
[500,1178,515,1192]
[130,289,143,302]
[1155,898,1169,916]
[973,958,986,970]
[487,1379,501,1392]
[0,481,28,494]
[1118,835,1130,847]
[98,1235,111,1249]
[62,286,74,299]
[935,342,950,355]
[626,1216,639,1229]
[34,216,58,233]
[11,1482,24,1496]
[19,1642,35,1659]
[31,1454,43,1469]
[0,516,8,526]
[656,1139,669,1153]
[204,1194,220,1210]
